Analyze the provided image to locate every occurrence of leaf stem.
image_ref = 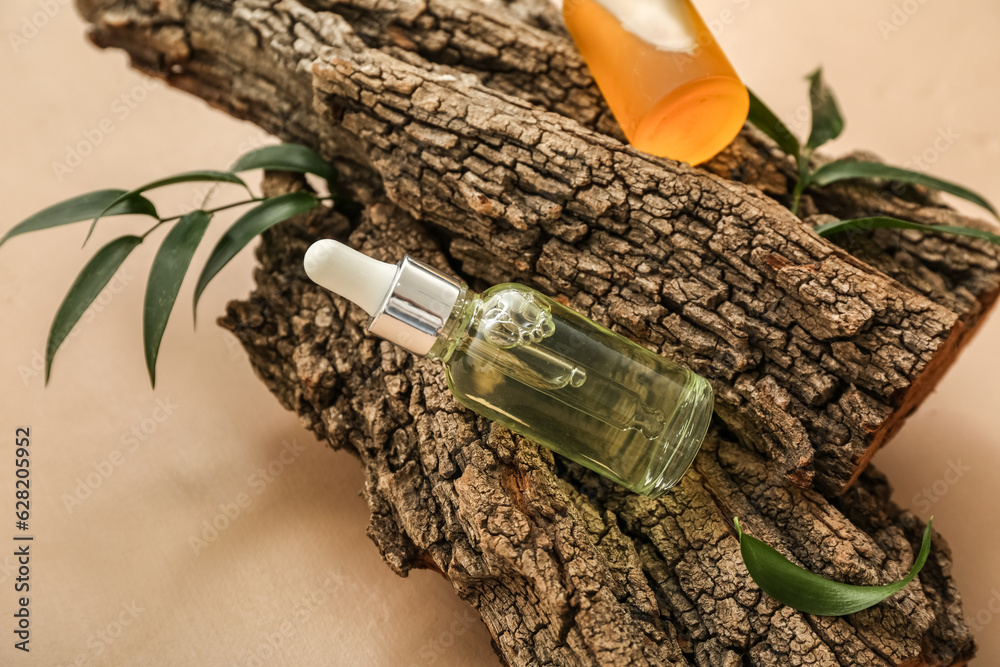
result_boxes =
[139,195,334,240]
[791,149,814,217]
[158,198,269,225]
[790,182,805,217]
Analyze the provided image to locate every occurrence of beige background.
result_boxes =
[1,0,998,664]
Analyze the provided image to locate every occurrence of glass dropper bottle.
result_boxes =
[304,240,714,497]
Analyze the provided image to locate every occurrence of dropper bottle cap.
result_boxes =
[303,239,465,356]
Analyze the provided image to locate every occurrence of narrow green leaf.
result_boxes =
[45,235,143,384]
[86,170,251,245]
[193,192,319,320]
[2,190,157,247]
[231,144,337,186]
[805,68,845,150]
[746,89,801,158]
[814,216,1000,246]
[734,517,933,616]
[811,159,999,219]
[143,211,212,387]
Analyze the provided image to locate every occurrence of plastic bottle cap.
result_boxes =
[303,239,398,315]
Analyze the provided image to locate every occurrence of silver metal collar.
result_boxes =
[367,256,464,356]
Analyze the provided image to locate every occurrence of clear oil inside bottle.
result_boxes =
[430,284,713,497]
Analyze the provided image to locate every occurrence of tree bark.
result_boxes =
[74,0,996,664]
[221,185,974,666]
[77,0,999,495]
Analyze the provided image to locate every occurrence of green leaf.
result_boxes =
[193,192,319,320]
[231,144,337,186]
[814,216,1000,246]
[734,517,933,616]
[143,211,212,387]
[2,190,157,247]
[805,68,845,150]
[746,88,801,158]
[45,235,143,384]
[811,159,999,220]
[86,170,251,245]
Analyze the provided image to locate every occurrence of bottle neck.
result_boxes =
[366,255,467,357]
[426,289,478,361]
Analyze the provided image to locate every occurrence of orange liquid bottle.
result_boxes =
[562,0,749,165]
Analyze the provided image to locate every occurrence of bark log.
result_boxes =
[72,0,997,664]
[77,0,1000,494]
[220,185,974,666]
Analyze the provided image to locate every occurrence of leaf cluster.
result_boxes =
[747,69,999,240]
[1,144,341,386]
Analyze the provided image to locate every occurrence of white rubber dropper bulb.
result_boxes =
[303,239,397,315]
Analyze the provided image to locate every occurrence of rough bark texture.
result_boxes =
[77,0,1000,494]
[220,185,974,666]
[73,0,999,664]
